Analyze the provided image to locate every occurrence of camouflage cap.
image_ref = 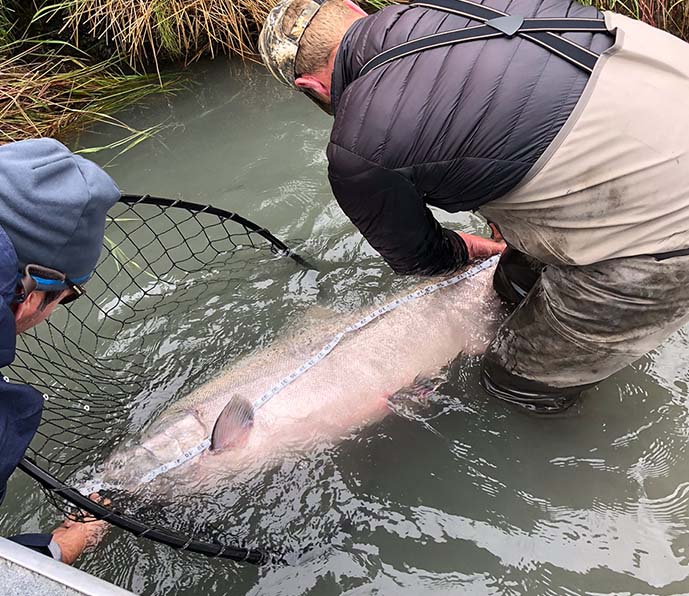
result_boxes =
[258,0,326,88]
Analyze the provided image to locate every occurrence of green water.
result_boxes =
[2,58,689,596]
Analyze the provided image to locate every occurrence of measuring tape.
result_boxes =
[81,255,499,492]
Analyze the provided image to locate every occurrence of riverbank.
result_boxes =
[0,1,175,145]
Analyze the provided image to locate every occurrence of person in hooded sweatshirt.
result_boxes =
[0,138,119,564]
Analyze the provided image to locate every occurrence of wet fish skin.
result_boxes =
[103,262,504,490]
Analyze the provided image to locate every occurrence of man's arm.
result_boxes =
[459,227,506,260]
[328,143,503,275]
[9,493,110,564]
[0,373,110,565]
[0,376,44,502]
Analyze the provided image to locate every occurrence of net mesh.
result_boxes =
[6,196,301,560]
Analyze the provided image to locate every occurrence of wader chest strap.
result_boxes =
[359,0,609,77]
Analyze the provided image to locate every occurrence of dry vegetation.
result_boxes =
[44,0,277,71]
[0,48,170,143]
[585,0,689,40]
[0,1,175,144]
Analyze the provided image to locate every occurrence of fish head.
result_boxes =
[101,410,210,490]
[101,445,162,490]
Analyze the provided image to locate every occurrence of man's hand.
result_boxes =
[51,493,111,565]
[458,231,506,260]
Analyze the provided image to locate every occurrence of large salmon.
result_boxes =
[99,259,504,492]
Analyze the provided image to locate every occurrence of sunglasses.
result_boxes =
[18,264,87,306]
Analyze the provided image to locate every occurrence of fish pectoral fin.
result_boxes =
[387,375,444,419]
[210,395,255,452]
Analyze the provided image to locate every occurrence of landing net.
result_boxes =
[7,194,309,564]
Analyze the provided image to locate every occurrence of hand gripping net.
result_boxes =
[8,195,310,564]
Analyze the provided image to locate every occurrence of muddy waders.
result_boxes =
[482,249,689,413]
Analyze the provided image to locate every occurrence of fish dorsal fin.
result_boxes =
[210,395,255,452]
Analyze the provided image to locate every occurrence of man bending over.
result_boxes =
[259,0,689,413]
[0,138,119,562]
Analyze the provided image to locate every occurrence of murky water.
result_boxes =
[2,58,689,595]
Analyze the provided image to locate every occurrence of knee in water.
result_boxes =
[480,357,585,415]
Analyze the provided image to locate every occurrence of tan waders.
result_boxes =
[480,14,689,412]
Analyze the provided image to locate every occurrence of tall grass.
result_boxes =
[0,47,172,143]
[587,0,689,39]
[41,0,276,72]
[0,0,177,144]
[0,2,13,44]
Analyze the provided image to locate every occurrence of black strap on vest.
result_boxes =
[359,0,609,77]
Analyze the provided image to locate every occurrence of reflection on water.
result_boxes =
[2,58,689,595]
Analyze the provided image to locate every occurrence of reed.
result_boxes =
[0,0,177,144]
[44,0,276,71]
[0,2,12,45]
[0,45,173,143]
[587,0,689,40]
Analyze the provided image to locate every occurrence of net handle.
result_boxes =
[18,458,268,565]
[119,194,316,270]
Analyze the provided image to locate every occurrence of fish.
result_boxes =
[99,259,504,492]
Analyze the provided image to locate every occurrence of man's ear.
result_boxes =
[13,289,43,321]
[295,75,329,98]
[13,289,65,334]
[343,0,367,17]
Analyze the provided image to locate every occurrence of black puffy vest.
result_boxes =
[326,0,613,275]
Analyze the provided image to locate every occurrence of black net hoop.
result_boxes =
[9,194,312,564]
